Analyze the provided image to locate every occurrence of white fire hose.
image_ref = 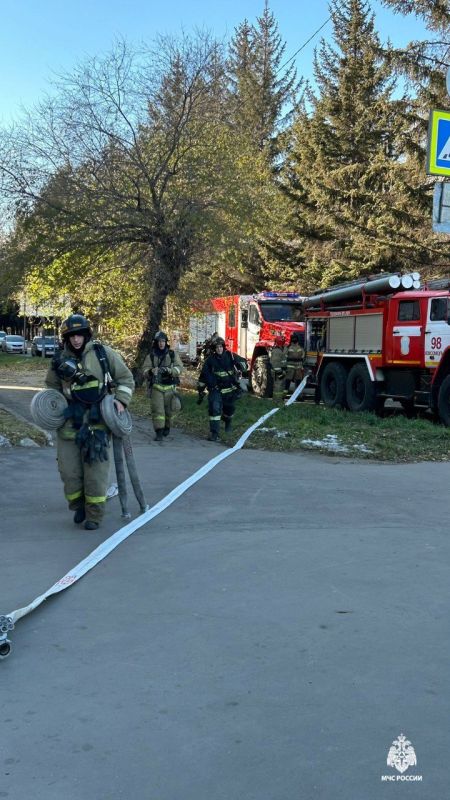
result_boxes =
[1,377,308,659]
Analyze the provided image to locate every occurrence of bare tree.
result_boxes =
[0,34,232,364]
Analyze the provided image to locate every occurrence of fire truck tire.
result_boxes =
[437,375,450,426]
[250,355,274,398]
[346,363,377,412]
[320,362,348,409]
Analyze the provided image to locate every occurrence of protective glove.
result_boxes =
[75,425,92,463]
[197,391,205,405]
[93,429,109,462]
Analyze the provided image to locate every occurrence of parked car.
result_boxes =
[31,335,59,358]
[1,335,27,354]
[0,331,7,347]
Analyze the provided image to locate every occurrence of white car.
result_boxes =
[1,335,27,354]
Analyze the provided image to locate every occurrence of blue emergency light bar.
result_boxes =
[259,291,302,299]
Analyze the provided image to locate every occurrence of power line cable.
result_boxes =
[277,15,332,74]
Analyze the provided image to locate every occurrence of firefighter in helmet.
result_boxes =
[199,336,241,441]
[284,332,305,393]
[45,314,134,530]
[270,334,287,401]
[142,331,183,442]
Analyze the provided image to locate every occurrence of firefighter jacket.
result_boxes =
[142,346,183,392]
[285,343,305,378]
[45,340,135,439]
[270,346,287,376]
[201,350,240,395]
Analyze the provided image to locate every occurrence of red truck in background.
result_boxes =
[189,291,305,395]
[303,272,450,424]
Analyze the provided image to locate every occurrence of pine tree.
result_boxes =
[276,0,448,290]
[227,2,301,154]
[381,0,450,30]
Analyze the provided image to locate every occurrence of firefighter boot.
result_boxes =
[84,520,99,530]
[224,417,232,433]
[154,429,164,442]
[73,506,86,524]
[208,420,220,442]
[162,426,170,437]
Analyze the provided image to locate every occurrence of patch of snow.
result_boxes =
[301,434,350,452]
[301,434,373,454]
[0,434,12,448]
[258,427,290,438]
[19,437,39,447]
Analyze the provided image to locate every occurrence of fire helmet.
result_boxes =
[154,330,169,345]
[274,335,285,347]
[290,332,300,344]
[60,314,92,340]
[214,337,225,349]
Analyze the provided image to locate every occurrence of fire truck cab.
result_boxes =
[189,291,305,396]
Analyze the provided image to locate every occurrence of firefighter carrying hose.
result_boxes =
[45,314,134,530]
[143,331,183,442]
[284,332,305,393]
[270,335,287,400]
[198,337,242,441]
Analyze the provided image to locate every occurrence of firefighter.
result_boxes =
[284,332,305,393]
[270,335,287,400]
[143,331,183,442]
[200,337,241,441]
[45,314,134,530]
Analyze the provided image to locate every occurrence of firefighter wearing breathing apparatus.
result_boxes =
[45,314,134,530]
[142,331,183,442]
[199,337,241,442]
[270,335,287,401]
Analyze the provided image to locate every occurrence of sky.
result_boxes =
[0,0,431,124]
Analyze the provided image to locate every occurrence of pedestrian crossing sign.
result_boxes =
[427,109,450,176]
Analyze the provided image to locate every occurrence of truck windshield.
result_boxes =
[259,302,303,322]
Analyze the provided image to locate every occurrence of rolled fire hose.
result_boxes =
[102,394,149,517]
[30,389,68,429]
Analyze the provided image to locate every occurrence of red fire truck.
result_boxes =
[189,291,305,395]
[303,272,450,424]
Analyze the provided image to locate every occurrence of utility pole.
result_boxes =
[22,291,27,345]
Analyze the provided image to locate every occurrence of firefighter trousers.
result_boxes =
[208,388,235,434]
[151,386,174,432]
[56,434,111,523]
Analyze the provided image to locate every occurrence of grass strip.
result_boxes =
[0,408,48,447]
[131,388,450,463]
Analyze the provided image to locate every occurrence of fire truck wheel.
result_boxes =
[250,355,274,398]
[320,362,348,409]
[346,363,377,412]
[437,375,450,426]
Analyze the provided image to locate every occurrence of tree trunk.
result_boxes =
[135,241,189,371]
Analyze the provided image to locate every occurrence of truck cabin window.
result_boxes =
[228,306,236,327]
[429,298,449,323]
[398,300,420,322]
[248,305,261,326]
[259,302,303,322]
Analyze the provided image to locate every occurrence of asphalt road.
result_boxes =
[0,382,448,798]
